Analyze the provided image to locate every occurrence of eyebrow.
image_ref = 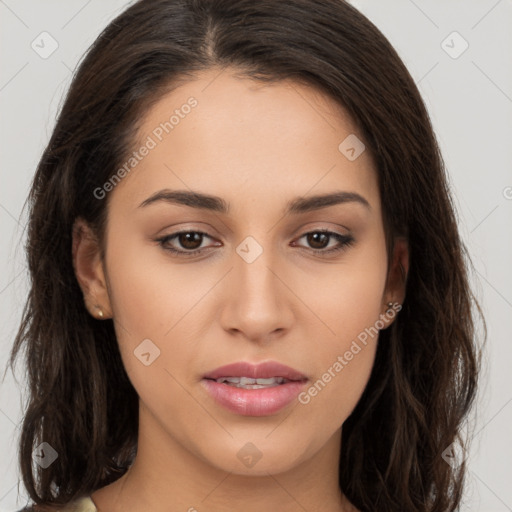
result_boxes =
[138,189,371,214]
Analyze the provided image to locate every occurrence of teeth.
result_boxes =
[215,376,288,388]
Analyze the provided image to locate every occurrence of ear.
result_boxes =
[379,236,409,329]
[72,217,112,319]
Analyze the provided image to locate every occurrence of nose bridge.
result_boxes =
[235,233,280,305]
[222,233,290,339]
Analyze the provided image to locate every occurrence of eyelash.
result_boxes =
[155,229,355,258]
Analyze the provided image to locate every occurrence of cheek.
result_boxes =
[314,244,388,345]
[299,247,387,423]
[297,296,381,435]
[105,232,199,336]
[103,234,209,399]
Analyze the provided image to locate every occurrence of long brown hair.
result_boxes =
[6,0,485,510]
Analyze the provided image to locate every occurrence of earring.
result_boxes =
[94,305,104,318]
[386,302,394,314]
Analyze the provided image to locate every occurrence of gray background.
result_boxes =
[1,1,511,510]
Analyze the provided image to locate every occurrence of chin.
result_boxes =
[198,436,311,476]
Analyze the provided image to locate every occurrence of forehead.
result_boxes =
[109,67,380,215]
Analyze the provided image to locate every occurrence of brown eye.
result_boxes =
[176,232,204,250]
[306,232,330,249]
[156,230,217,256]
[294,230,355,255]
[156,229,354,259]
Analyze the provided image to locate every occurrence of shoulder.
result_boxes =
[16,496,97,512]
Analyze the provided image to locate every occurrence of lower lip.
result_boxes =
[201,379,307,416]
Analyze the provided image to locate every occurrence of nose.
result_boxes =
[219,239,294,344]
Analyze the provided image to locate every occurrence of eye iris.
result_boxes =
[179,232,202,250]
[308,232,329,249]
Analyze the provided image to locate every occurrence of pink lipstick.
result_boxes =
[201,361,308,416]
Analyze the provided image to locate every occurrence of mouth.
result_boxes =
[201,361,308,416]
[202,360,308,384]
[205,375,301,389]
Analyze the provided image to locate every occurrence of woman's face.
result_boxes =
[74,67,407,477]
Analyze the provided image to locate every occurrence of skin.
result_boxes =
[73,66,408,512]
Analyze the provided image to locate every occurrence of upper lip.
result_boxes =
[203,361,308,381]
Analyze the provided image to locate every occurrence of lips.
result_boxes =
[201,361,309,416]
[202,361,308,382]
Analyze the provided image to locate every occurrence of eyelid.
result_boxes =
[155,226,354,257]
[292,229,354,254]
